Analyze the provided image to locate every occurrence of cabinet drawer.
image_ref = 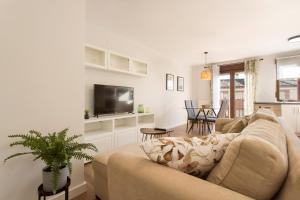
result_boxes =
[85,133,114,158]
[115,128,137,148]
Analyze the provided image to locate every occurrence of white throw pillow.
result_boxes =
[140,133,240,177]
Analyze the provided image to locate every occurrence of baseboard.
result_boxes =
[173,121,187,128]
[163,121,186,130]
[48,181,87,200]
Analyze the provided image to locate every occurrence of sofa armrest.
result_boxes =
[107,152,254,200]
[215,118,234,132]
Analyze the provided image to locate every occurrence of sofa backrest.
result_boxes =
[208,119,288,200]
[275,118,300,200]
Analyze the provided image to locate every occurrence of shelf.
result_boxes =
[85,62,106,70]
[85,45,106,67]
[138,113,154,125]
[84,119,113,140]
[114,125,137,132]
[137,112,154,116]
[115,117,137,132]
[132,60,148,76]
[109,53,130,72]
[83,112,155,151]
[84,44,148,77]
[84,113,136,124]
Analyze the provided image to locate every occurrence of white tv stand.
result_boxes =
[84,113,155,160]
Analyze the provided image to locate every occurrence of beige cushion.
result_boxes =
[93,143,146,179]
[222,117,248,133]
[222,119,239,133]
[92,143,147,200]
[207,119,288,200]
[248,108,279,124]
[141,133,240,177]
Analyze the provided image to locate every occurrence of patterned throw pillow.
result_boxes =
[222,117,249,133]
[140,133,240,177]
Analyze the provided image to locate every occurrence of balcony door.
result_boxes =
[219,63,245,118]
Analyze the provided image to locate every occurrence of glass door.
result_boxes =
[234,72,245,117]
[219,71,245,118]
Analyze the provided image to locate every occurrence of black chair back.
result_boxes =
[184,100,197,120]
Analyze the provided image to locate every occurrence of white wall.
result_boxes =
[86,22,192,128]
[191,65,211,104]
[192,50,300,104]
[0,1,85,200]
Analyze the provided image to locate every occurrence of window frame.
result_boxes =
[275,57,300,102]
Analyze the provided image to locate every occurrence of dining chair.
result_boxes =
[184,100,203,134]
[202,99,229,133]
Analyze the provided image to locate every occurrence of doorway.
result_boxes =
[219,63,245,118]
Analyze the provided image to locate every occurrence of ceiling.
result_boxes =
[87,0,300,66]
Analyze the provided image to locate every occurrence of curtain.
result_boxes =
[210,64,220,111]
[244,59,258,115]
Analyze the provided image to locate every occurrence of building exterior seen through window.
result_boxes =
[220,73,245,117]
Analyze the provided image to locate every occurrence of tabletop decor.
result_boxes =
[84,109,90,119]
[137,104,145,113]
[4,128,98,193]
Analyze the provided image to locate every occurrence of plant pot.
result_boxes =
[84,111,89,119]
[42,165,69,192]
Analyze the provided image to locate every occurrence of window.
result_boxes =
[276,55,300,101]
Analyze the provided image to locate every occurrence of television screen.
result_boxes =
[94,84,134,115]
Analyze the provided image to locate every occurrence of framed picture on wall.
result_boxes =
[166,74,174,91]
[177,76,184,91]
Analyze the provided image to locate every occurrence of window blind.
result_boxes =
[276,55,300,79]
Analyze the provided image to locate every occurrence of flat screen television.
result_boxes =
[94,84,134,115]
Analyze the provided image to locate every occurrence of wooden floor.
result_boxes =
[72,124,206,200]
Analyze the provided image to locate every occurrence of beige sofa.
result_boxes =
[93,115,300,200]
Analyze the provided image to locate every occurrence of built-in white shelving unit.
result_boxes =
[84,113,155,162]
[132,60,148,75]
[85,44,107,70]
[109,52,130,72]
[85,44,148,77]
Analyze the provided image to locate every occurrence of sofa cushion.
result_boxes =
[222,118,248,133]
[221,119,239,133]
[141,133,240,177]
[93,143,146,179]
[207,119,288,200]
[221,117,249,133]
[275,118,300,200]
[92,143,147,200]
[248,108,279,124]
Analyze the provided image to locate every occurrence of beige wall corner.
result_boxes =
[0,0,86,199]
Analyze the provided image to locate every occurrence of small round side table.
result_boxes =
[140,128,174,142]
[38,177,71,200]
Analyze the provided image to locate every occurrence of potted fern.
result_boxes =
[4,128,97,193]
